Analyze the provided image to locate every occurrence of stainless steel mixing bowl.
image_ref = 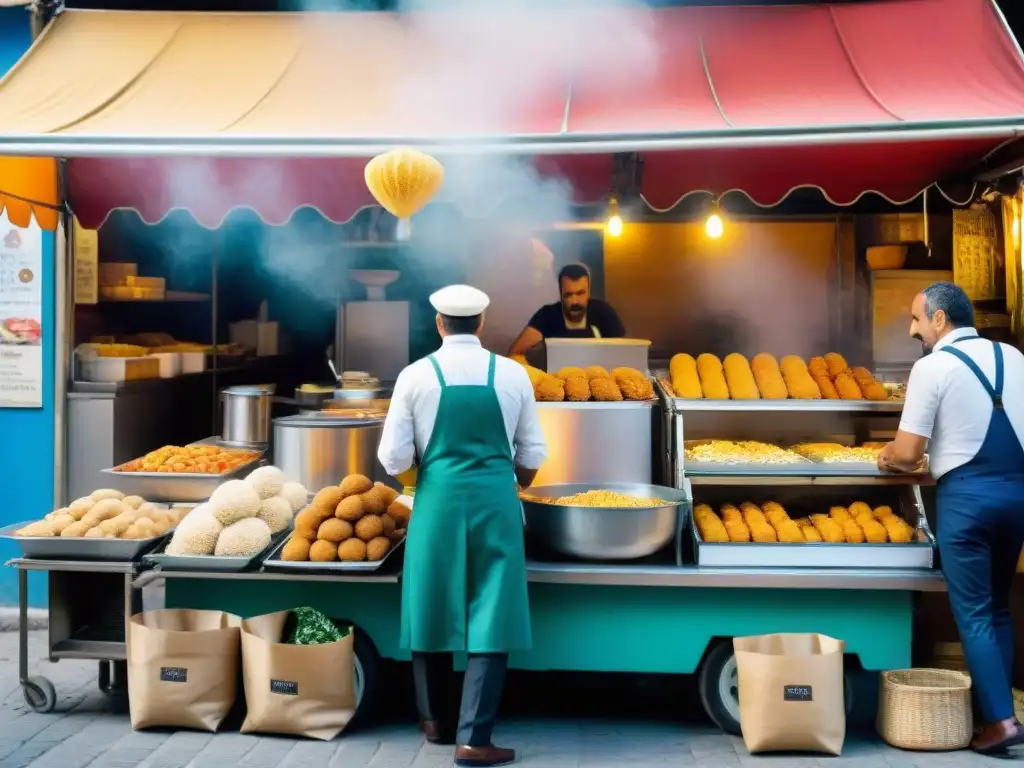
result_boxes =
[520,482,687,560]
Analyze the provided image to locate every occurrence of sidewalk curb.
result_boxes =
[0,608,47,631]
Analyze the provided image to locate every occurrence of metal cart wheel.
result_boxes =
[23,676,57,714]
[345,624,382,731]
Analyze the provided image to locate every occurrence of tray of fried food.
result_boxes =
[516,359,654,404]
[683,440,810,471]
[112,443,262,475]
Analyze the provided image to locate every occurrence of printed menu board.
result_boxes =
[953,208,1000,301]
[0,211,43,407]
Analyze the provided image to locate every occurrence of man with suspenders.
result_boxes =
[879,281,1024,754]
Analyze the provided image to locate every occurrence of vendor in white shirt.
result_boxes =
[878,281,1024,755]
[377,284,547,768]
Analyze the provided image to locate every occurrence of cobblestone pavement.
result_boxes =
[0,631,1017,768]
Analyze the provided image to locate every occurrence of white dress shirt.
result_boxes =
[377,335,548,476]
[899,327,1024,479]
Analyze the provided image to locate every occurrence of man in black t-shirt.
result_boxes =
[508,263,626,357]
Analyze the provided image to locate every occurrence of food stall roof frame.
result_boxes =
[1,0,1024,229]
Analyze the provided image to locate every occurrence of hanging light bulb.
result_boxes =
[705,200,724,239]
[606,196,623,237]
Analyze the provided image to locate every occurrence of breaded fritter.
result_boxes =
[564,376,591,402]
[834,372,863,400]
[669,354,703,399]
[556,366,587,381]
[694,504,729,543]
[535,375,566,402]
[855,512,888,543]
[589,377,623,401]
[808,356,829,379]
[881,515,914,543]
[779,356,822,400]
[810,513,845,543]
[723,354,760,400]
[824,352,849,378]
[814,375,839,399]
[720,504,751,542]
[696,354,730,400]
[750,353,788,400]
[585,366,610,380]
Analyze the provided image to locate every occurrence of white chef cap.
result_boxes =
[429,284,490,317]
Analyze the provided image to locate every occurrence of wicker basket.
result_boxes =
[877,668,973,751]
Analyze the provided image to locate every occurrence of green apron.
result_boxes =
[400,352,532,653]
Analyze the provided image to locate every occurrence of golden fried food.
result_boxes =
[824,352,849,379]
[848,501,872,518]
[338,538,367,562]
[589,377,623,401]
[611,367,644,383]
[810,514,845,543]
[360,490,387,516]
[750,353,788,400]
[615,374,654,401]
[366,536,392,562]
[381,513,397,537]
[694,504,729,543]
[535,375,566,402]
[584,366,609,380]
[872,505,894,520]
[776,519,805,543]
[862,381,889,401]
[388,527,407,542]
[802,526,823,543]
[317,518,353,543]
[355,514,384,541]
[309,540,338,562]
[851,366,873,385]
[834,372,863,400]
[523,490,669,508]
[723,354,760,400]
[281,536,312,561]
[16,520,54,537]
[720,504,751,542]
[115,444,259,474]
[793,517,812,527]
[669,354,703,399]
[814,375,839,399]
[523,364,546,388]
[564,376,591,402]
[294,506,330,540]
[761,501,790,525]
[335,495,365,522]
[882,514,914,543]
[841,519,865,543]
[685,440,807,465]
[741,503,777,543]
[373,482,400,506]
[696,354,730,400]
[779,356,822,400]
[313,486,345,512]
[855,512,888,543]
[556,367,587,381]
[829,505,852,523]
[386,501,412,528]
[340,474,373,497]
[808,356,829,379]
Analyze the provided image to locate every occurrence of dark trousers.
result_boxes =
[412,652,509,747]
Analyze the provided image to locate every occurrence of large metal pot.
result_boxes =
[221,386,273,447]
[520,482,687,560]
[272,413,384,491]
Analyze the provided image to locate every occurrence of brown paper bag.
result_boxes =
[127,609,241,732]
[239,611,356,740]
[734,633,847,755]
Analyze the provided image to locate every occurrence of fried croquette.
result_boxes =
[882,515,914,543]
[694,504,729,543]
[808,356,829,379]
[802,526,823,543]
[720,504,751,542]
[779,356,822,400]
[741,503,777,543]
[824,352,849,378]
[313,486,345,512]
[872,505,894,520]
[309,540,338,562]
[556,366,587,381]
[723,354,760,400]
[374,482,400,506]
[615,374,654,401]
[584,365,610,380]
[564,376,591,402]
[669,354,703,399]
[776,519,805,543]
[317,517,353,543]
[381,513,397,537]
[386,501,411,528]
[523,364,546,388]
[793,517,812,527]
[339,474,373,497]
[338,538,367,562]
[295,506,331,540]
[366,536,392,561]
[834,372,863,400]
[696,354,730,400]
[750,353,788,400]
[535,375,566,402]
[388,527,407,542]
[761,501,790,526]
[814,375,839,399]
[841,519,865,543]
[336,495,365,522]
[862,381,889,401]
[355,514,384,541]
[828,505,851,523]
[589,377,623,401]
[848,501,872,518]
[360,490,387,516]
[281,536,312,561]
[810,513,845,543]
[855,512,888,543]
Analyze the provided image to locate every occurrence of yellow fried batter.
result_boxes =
[669,354,703,399]
[564,376,591,402]
[848,501,872,518]
[841,519,865,543]
[720,504,750,542]
[750,353,788,400]
[534,375,566,402]
[584,366,610,380]
[855,512,889,543]
[862,381,889,401]
[696,354,730,400]
[723,354,760,400]
[802,526,823,543]
[741,502,777,543]
[613,369,654,400]
[556,366,587,381]
[814,375,839,399]
[694,504,729,543]
[779,356,822,400]
[829,505,852,523]
[824,352,849,378]
[793,517,812,527]
[775,519,805,543]
[810,513,845,543]
[834,372,863,400]
[882,515,914,543]
[589,377,623,401]
[523,364,546,388]
[872,505,894,520]
[761,501,790,527]
[808,356,829,379]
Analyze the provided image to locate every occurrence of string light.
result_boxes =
[606,196,623,237]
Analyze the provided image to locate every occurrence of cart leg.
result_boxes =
[18,568,28,687]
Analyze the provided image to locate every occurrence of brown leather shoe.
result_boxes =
[971,718,1024,754]
[453,745,516,767]
[419,720,455,745]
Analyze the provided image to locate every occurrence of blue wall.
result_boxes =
[0,7,52,607]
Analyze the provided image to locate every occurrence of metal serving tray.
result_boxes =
[683,462,926,477]
[144,529,289,572]
[691,524,935,569]
[262,535,405,573]
[0,521,169,561]
[101,438,266,502]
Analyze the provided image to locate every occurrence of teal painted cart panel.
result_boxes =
[166,580,912,673]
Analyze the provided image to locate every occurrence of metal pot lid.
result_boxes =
[223,385,272,396]
[274,412,385,427]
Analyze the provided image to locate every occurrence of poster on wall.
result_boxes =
[0,210,43,408]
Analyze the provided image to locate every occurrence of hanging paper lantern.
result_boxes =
[364,149,444,239]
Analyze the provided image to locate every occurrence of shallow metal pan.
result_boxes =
[0,521,168,562]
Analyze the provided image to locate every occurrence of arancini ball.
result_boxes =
[335,495,364,522]
[367,536,391,561]
[374,482,400,506]
[281,536,311,561]
[294,507,329,540]
[338,538,367,562]
[309,539,338,562]
[312,486,344,513]
[386,501,411,528]
[360,490,386,516]
[355,514,384,542]
[317,517,353,543]
[380,514,397,537]
[339,474,373,497]
[388,527,407,543]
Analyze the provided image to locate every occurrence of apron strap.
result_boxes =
[427,355,447,389]
[486,353,496,388]
[591,325,602,338]
[942,342,1004,409]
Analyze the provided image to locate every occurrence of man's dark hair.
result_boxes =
[558,263,591,287]
[922,282,974,328]
[439,313,483,336]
